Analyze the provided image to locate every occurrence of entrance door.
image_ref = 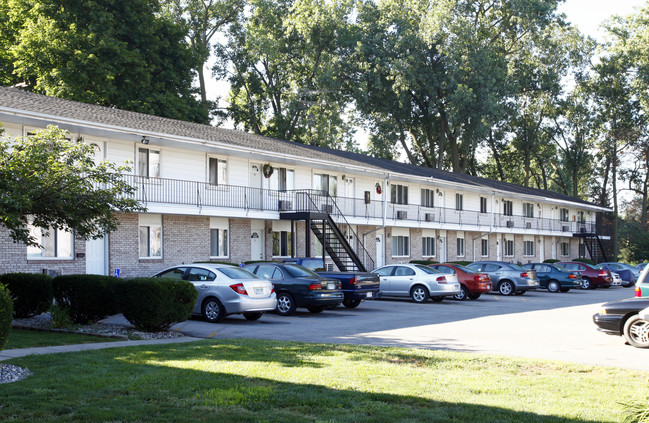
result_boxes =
[249,163,263,210]
[86,237,106,275]
[251,228,264,261]
[343,177,355,216]
[439,236,447,263]
[375,231,385,268]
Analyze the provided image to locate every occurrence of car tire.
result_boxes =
[498,281,515,296]
[410,285,430,303]
[431,296,444,302]
[307,306,324,313]
[276,292,296,316]
[243,312,263,321]
[202,297,225,323]
[467,293,481,300]
[623,315,649,348]
[454,285,469,301]
[581,278,592,290]
[547,280,560,293]
[343,299,361,308]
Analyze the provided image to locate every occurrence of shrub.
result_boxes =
[449,261,472,266]
[543,259,560,264]
[0,273,53,318]
[573,258,595,265]
[52,275,119,324]
[0,284,13,350]
[409,260,436,265]
[116,278,197,332]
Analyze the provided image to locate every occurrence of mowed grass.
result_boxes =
[4,328,121,349]
[2,338,646,422]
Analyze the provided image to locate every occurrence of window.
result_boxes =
[423,237,436,257]
[256,264,284,280]
[187,268,216,282]
[391,184,408,204]
[455,193,463,211]
[27,225,73,259]
[156,267,186,279]
[392,236,410,256]
[456,237,465,257]
[480,197,488,213]
[577,211,586,223]
[139,214,162,258]
[313,173,337,196]
[560,208,569,222]
[503,200,513,216]
[208,157,227,185]
[138,147,160,178]
[481,239,488,257]
[272,231,292,257]
[561,242,570,256]
[524,240,535,256]
[210,218,229,258]
[504,239,514,257]
[579,242,586,258]
[523,203,534,218]
[421,189,435,208]
[268,167,294,191]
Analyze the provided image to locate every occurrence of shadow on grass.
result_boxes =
[0,339,627,423]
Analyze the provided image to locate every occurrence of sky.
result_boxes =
[558,0,646,39]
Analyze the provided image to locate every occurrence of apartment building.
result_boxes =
[0,87,611,277]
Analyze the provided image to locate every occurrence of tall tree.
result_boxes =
[0,0,210,124]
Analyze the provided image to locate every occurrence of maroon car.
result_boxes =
[428,263,492,300]
[556,261,612,289]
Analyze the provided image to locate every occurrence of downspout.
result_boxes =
[363,174,389,269]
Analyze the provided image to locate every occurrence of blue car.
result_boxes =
[521,263,583,293]
[594,263,639,288]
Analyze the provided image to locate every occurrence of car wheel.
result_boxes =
[410,285,430,303]
[343,299,361,308]
[623,315,649,348]
[547,280,560,293]
[307,306,324,313]
[454,285,469,301]
[202,297,225,323]
[467,293,481,300]
[498,281,514,296]
[276,292,296,316]
[243,312,263,321]
[431,296,444,302]
[580,278,592,290]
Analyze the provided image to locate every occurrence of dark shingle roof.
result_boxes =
[0,86,604,209]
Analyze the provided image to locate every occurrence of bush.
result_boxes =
[449,261,472,266]
[543,259,560,264]
[0,284,13,350]
[52,275,119,324]
[409,260,436,265]
[116,278,197,332]
[0,273,53,318]
[573,258,595,265]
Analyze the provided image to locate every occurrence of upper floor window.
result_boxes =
[391,184,408,205]
[455,193,463,211]
[480,197,488,213]
[560,208,569,222]
[269,167,294,192]
[208,157,227,185]
[503,200,513,216]
[421,189,435,208]
[138,147,160,178]
[313,173,337,196]
[27,225,73,259]
[523,203,534,218]
[577,211,586,223]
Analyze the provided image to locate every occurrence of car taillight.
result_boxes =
[309,283,323,290]
[349,276,357,285]
[599,270,608,277]
[636,286,642,297]
[436,276,447,283]
[520,272,529,278]
[568,274,580,279]
[474,274,489,282]
[230,283,248,296]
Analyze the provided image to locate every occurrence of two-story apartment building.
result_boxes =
[0,87,611,277]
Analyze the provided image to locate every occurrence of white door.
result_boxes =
[439,236,447,263]
[343,177,355,215]
[251,229,264,261]
[249,163,263,209]
[375,231,385,268]
[86,237,106,275]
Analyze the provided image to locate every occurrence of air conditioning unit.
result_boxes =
[506,221,514,228]
[278,200,292,211]
[580,227,587,233]
[525,222,532,229]
[397,210,407,220]
[562,225,570,232]
[321,204,333,213]
[425,213,435,222]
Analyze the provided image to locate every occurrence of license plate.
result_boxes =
[327,283,336,290]
[366,292,372,298]
[254,288,264,295]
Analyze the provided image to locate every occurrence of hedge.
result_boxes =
[0,284,12,350]
[0,273,53,318]
[53,275,119,324]
[116,278,197,332]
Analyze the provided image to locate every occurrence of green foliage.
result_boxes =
[0,272,52,318]
[409,260,436,265]
[49,304,73,329]
[572,258,595,265]
[0,283,12,350]
[0,126,144,247]
[449,261,472,266]
[52,275,119,325]
[543,259,560,263]
[621,399,649,423]
[116,278,197,332]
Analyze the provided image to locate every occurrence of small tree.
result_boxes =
[0,125,145,247]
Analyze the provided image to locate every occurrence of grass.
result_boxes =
[1,338,647,422]
[4,328,121,349]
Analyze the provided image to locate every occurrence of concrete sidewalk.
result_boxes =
[0,336,204,361]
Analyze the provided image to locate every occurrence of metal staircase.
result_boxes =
[573,231,609,264]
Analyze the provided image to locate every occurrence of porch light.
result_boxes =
[141,136,149,144]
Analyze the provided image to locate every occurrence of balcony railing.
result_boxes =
[123,175,596,234]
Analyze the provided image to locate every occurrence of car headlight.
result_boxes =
[598,308,607,315]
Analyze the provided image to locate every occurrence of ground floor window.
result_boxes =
[273,231,292,257]
[504,239,514,257]
[27,225,73,259]
[422,237,436,257]
[579,242,586,258]
[561,242,570,257]
[210,217,229,258]
[524,240,535,256]
[456,238,465,257]
[139,214,162,258]
[392,236,409,257]
[481,239,488,257]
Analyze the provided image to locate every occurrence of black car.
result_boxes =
[243,263,343,316]
[592,297,649,348]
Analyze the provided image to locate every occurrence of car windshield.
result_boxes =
[416,265,441,274]
[217,267,260,279]
[284,264,319,277]
[453,264,477,273]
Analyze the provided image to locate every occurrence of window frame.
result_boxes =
[138,147,160,179]
[26,225,74,260]
[480,197,488,214]
[422,236,436,257]
[391,235,410,257]
[139,214,162,259]
[503,200,513,216]
[208,156,227,186]
[455,193,463,211]
[391,184,409,205]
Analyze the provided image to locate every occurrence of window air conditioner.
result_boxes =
[321,204,333,213]
[562,226,570,232]
[278,200,293,211]
[397,210,407,219]
[506,221,514,228]
[525,222,532,229]
[425,213,435,222]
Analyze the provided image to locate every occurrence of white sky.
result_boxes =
[558,0,646,38]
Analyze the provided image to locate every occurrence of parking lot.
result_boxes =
[107,286,647,370]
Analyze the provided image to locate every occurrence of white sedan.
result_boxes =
[373,264,461,303]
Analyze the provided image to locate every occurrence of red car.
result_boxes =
[428,263,492,300]
[556,261,612,289]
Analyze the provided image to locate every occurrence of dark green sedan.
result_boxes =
[521,263,583,293]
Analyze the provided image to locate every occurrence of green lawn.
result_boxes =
[1,338,646,422]
[4,328,121,349]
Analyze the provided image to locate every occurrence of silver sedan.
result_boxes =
[373,264,461,302]
[153,263,277,323]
